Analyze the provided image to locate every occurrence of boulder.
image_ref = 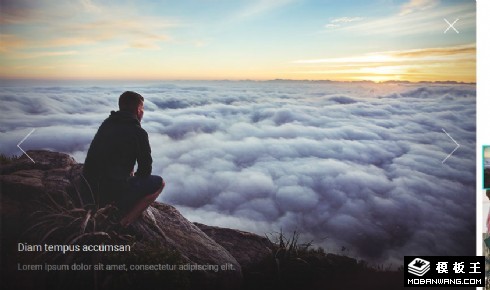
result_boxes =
[0,150,76,174]
[195,223,273,271]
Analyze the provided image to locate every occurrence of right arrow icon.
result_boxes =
[441,128,460,164]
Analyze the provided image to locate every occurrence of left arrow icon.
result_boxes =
[17,129,36,163]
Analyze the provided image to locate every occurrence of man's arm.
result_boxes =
[83,123,106,178]
[135,128,152,177]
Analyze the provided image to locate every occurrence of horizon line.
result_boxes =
[0,77,477,85]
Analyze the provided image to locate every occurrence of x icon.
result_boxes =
[444,18,459,34]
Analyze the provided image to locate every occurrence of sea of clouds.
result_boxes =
[0,80,476,265]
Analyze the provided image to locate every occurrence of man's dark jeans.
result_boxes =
[117,175,163,212]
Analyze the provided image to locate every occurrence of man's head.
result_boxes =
[119,91,144,122]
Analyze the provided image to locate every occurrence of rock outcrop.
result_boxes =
[0,150,273,290]
[195,223,273,271]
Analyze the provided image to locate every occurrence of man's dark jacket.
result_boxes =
[83,110,152,206]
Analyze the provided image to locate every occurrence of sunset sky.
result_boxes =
[0,0,476,82]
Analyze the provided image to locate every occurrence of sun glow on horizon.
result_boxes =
[291,44,476,83]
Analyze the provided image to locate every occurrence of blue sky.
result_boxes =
[0,0,476,81]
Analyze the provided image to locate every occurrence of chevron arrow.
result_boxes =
[441,128,460,164]
[17,129,36,163]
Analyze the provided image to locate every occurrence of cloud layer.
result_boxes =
[0,80,476,264]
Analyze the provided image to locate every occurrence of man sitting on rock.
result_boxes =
[83,91,165,227]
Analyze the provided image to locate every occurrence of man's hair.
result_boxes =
[119,91,144,112]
